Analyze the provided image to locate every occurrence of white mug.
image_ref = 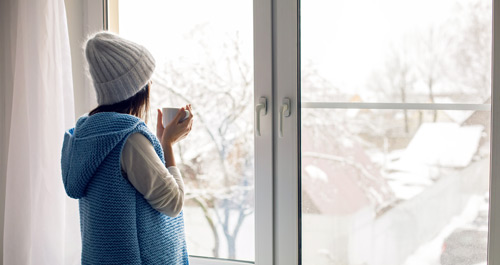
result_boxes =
[162,107,190,127]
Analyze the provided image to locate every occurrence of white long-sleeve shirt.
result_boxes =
[120,132,185,217]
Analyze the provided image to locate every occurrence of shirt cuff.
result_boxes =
[167,166,181,177]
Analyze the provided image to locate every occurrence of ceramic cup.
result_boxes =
[162,107,190,127]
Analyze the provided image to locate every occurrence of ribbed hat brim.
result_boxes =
[93,47,155,106]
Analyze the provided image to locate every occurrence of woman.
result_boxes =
[61,32,192,264]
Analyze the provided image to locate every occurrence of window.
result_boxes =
[96,0,500,264]
[107,0,255,263]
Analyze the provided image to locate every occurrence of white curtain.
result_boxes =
[0,0,81,264]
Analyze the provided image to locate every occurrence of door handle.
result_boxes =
[255,97,268,136]
[279,98,291,138]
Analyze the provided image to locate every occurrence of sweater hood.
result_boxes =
[61,112,143,199]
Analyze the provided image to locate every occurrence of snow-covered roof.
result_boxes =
[392,122,483,169]
[384,122,484,200]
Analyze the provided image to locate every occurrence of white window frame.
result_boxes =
[82,0,500,264]
[488,0,500,262]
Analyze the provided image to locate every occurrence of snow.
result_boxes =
[341,138,354,148]
[385,123,484,200]
[305,165,329,182]
[387,180,425,200]
[397,123,483,168]
[386,171,435,186]
[183,206,255,260]
[403,195,487,265]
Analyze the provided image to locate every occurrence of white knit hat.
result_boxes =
[85,32,155,106]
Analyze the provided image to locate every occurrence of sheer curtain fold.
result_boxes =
[2,0,81,264]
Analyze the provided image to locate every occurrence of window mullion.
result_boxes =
[273,0,300,264]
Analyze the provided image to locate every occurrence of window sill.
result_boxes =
[189,256,254,265]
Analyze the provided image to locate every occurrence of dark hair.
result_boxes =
[89,84,150,123]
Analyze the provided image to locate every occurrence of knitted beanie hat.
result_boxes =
[85,32,155,106]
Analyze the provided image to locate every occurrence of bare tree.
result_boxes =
[301,59,342,102]
[151,25,254,259]
[417,27,452,122]
[370,44,416,134]
[450,0,492,101]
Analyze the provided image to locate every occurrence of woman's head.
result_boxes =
[84,31,155,121]
[89,81,151,122]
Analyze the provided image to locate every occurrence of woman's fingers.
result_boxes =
[157,109,162,126]
[186,105,193,130]
[156,109,164,137]
[172,107,186,124]
[181,112,193,129]
[185,105,193,122]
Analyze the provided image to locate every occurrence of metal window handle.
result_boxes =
[255,97,268,136]
[279,98,291,138]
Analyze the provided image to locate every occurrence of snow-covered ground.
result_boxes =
[183,206,255,261]
[403,195,488,265]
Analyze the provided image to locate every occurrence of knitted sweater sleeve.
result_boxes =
[120,132,185,217]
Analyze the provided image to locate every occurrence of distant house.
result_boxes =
[386,122,484,199]
[301,126,395,216]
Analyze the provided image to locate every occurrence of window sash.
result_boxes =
[276,1,499,265]
[102,0,273,264]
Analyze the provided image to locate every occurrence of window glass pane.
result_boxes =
[116,0,254,261]
[301,0,492,104]
[301,0,492,263]
[301,108,490,265]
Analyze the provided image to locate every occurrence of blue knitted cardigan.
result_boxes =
[61,112,189,265]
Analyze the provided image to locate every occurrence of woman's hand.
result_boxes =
[156,105,194,149]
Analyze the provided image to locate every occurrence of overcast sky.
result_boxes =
[119,0,482,100]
